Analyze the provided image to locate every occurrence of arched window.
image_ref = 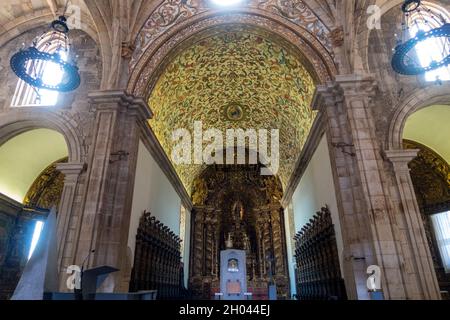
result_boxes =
[408,2,450,82]
[12,31,69,107]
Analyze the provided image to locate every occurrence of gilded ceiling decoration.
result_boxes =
[131,0,332,69]
[148,29,316,194]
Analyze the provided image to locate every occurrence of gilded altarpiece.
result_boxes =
[189,164,290,299]
[24,157,67,210]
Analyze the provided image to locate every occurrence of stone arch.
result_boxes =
[387,84,450,150]
[359,0,450,73]
[356,0,402,73]
[127,10,337,98]
[0,109,84,163]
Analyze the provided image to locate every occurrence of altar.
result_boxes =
[220,249,247,300]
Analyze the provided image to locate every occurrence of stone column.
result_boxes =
[74,91,152,292]
[55,162,84,290]
[313,76,375,300]
[385,149,441,300]
[313,74,442,300]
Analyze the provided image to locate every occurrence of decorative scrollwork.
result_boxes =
[404,140,450,209]
[131,0,332,68]
[23,157,68,210]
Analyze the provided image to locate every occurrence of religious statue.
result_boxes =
[227,258,239,273]
[243,233,251,252]
[231,200,245,222]
[225,233,233,249]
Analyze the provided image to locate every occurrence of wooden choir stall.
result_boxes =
[129,211,188,299]
[294,207,347,300]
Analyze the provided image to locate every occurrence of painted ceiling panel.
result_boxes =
[149,29,317,194]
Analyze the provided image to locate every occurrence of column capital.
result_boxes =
[56,162,85,176]
[385,149,419,166]
[312,74,377,111]
[88,90,153,121]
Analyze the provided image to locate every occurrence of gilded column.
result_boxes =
[190,208,205,297]
[205,215,213,276]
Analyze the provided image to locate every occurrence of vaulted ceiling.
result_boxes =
[0,0,90,39]
[0,0,396,197]
[148,27,317,194]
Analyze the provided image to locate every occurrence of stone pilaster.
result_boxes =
[313,74,441,300]
[313,76,375,300]
[74,91,152,292]
[385,149,441,300]
[55,162,84,291]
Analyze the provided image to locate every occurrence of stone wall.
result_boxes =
[0,25,103,291]
[0,26,101,112]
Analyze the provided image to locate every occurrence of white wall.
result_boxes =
[289,135,344,285]
[284,205,297,298]
[128,140,182,261]
[182,208,191,288]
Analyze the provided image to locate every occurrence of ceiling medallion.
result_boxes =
[226,103,245,121]
[391,0,450,76]
[10,15,80,92]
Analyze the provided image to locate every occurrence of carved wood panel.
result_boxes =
[294,207,347,300]
[129,211,187,299]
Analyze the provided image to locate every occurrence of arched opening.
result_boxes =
[403,104,450,296]
[0,128,68,299]
[140,25,320,300]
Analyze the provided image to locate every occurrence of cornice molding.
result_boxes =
[88,90,153,121]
